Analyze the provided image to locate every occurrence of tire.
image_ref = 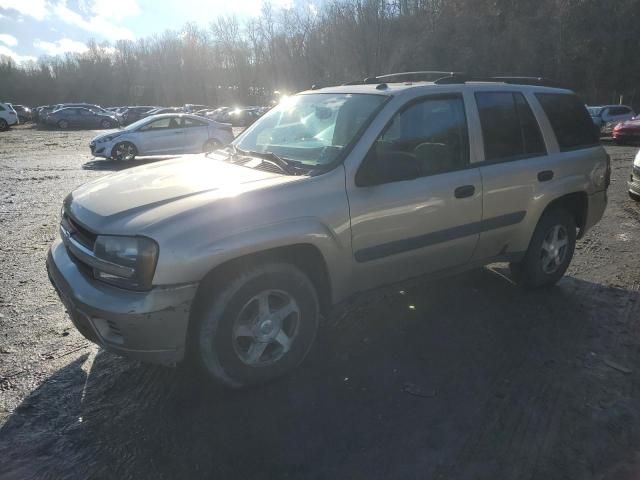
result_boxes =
[629,191,640,202]
[0,119,7,131]
[100,119,113,129]
[111,141,137,161]
[510,208,576,288]
[203,138,222,153]
[193,263,319,388]
[57,119,69,129]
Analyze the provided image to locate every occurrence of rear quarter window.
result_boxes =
[535,93,599,151]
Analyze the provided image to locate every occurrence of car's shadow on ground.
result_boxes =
[2,268,640,479]
[83,156,180,171]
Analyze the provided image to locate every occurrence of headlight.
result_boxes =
[93,235,158,290]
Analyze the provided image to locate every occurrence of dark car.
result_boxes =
[121,106,158,125]
[45,107,119,129]
[11,105,32,122]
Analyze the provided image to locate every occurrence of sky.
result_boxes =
[0,0,299,63]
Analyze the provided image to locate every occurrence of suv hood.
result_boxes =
[66,155,297,231]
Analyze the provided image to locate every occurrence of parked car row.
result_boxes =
[587,104,640,143]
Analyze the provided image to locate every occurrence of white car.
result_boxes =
[89,113,234,161]
[0,102,19,131]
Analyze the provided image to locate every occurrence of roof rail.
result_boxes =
[342,72,565,88]
[434,74,565,88]
[376,71,461,83]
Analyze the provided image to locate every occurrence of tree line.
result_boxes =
[1,0,639,108]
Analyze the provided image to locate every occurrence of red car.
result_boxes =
[613,117,640,144]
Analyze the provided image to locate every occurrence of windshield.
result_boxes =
[587,107,603,116]
[234,93,387,167]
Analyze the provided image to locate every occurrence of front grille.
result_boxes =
[63,213,97,250]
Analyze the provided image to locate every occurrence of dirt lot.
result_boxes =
[1,125,640,479]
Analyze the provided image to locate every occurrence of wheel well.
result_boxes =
[541,192,588,238]
[190,244,332,320]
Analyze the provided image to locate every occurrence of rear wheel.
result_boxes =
[57,119,69,129]
[111,141,137,161]
[203,138,222,153]
[0,119,7,131]
[510,209,576,288]
[193,263,319,388]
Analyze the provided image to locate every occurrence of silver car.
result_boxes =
[89,113,234,160]
[47,75,609,388]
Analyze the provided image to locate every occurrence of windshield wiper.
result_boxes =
[233,146,299,175]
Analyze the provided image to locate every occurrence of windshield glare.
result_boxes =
[234,93,386,167]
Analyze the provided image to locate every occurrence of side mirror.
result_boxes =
[356,149,419,186]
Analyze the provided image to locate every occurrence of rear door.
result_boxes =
[180,117,209,153]
[471,90,549,260]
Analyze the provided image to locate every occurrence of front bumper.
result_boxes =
[89,142,108,157]
[629,172,640,196]
[46,239,198,365]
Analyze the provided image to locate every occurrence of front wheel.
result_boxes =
[100,119,113,129]
[57,119,69,129]
[193,263,319,388]
[0,119,8,131]
[629,191,640,202]
[510,209,576,288]
[111,141,137,161]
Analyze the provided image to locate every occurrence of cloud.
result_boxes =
[53,0,136,40]
[0,34,18,47]
[89,0,140,21]
[0,0,49,20]
[33,37,88,55]
[0,45,37,64]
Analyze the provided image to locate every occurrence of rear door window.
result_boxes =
[535,93,600,151]
[475,92,546,162]
[181,117,207,128]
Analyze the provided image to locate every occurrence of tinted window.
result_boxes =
[373,95,469,179]
[536,93,599,151]
[608,106,631,116]
[476,92,546,162]
[514,93,546,156]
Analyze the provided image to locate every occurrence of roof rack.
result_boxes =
[342,71,461,86]
[342,72,565,89]
[434,73,564,88]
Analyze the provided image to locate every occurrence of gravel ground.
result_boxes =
[1,125,640,479]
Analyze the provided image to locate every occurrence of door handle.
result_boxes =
[454,185,475,199]
[538,170,554,182]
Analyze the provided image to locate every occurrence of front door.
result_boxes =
[137,117,184,154]
[347,94,482,291]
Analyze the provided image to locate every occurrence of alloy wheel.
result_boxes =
[231,290,300,366]
[113,143,136,161]
[540,224,568,274]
